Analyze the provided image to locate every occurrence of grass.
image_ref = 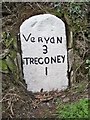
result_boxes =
[56,98,89,118]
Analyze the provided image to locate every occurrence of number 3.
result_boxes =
[43,45,48,54]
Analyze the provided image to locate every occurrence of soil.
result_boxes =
[2,73,88,119]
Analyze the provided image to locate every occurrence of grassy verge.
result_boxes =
[56,98,89,118]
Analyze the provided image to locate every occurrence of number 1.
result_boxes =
[45,67,48,75]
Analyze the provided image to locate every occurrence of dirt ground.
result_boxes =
[2,73,88,119]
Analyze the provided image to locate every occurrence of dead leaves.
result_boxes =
[31,90,63,109]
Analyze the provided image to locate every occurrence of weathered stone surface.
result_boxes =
[68,49,73,72]
[20,14,68,92]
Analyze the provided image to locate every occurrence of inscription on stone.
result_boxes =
[20,14,68,92]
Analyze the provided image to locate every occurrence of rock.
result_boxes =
[20,14,68,92]
[63,97,70,102]
[68,48,73,72]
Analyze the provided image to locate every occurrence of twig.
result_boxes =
[4,4,11,13]
[80,27,89,59]
[26,3,35,10]
[0,93,21,102]
[74,60,85,74]
[6,99,12,111]
[36,3,49,14]
[10,103,14,116]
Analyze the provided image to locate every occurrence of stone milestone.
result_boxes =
[20,14,68,92]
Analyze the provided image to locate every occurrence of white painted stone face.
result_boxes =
[20,14,68,92]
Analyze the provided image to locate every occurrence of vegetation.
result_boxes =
[2,2,89,118]
[0,32,16,71]
[0,32,20,82]
[56,98,89,118]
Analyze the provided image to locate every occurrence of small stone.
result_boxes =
[46,102,52,108]
[63,97,69,102]
[61,95,66,98]
[47,102,50,106]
